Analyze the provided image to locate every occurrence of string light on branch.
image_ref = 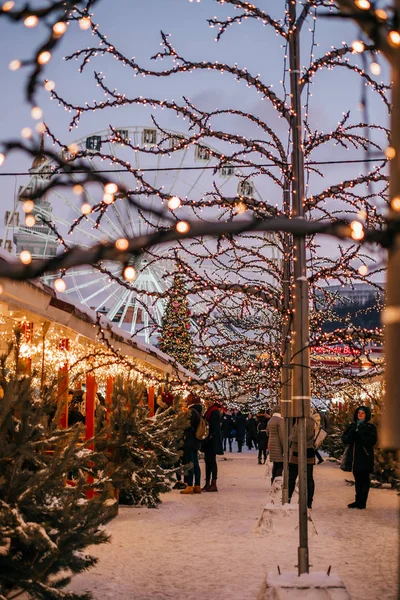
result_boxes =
[25,214,36,227]
[370,62,381,75]
[1,1,14,11]
[115,238,129,251]
[44,80,55,91]
[54,278,67,292]
[31,106,43,120]
[104,182,118,194]
[21,128,33,139]
[385,146,396,159]
[354,0,370,9]
[53,22,67,37]
[73,184,84,195]
[123,265,136,281]
[388,31,400,48]
[358,265,369,276]
[24,15,38,28]
[35,122,46,134]
[19,250,32,265]
[350,221,364,240]
[67,143,79,156]
[22,200,34,213]
[80,201,92,215]
[176,221,190,233]
[38,51,51,65]
[103,193,114,205]
[168,195,182,210]
[79,17,91,30]
[235,201,248,214]
[374,8,388,21]
[351,40,365,53]
[390,196,400,211]
[9,60,21,71]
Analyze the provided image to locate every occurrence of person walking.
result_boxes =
[235,410,246,452]
[267,406,285,482]
[288,416,316,509]
[245,413,258,450]
[201,399,224,492]
[180,396,203,495]
[341,405,377,509]
[221,411,233,452]
[256,413,269,464]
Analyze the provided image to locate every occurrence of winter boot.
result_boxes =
[201,481,211,492]
[180,486,194,495]
[193,485,202,494]
[208,479,218,492]
[258,458,262,465]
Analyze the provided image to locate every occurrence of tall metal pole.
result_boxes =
[281,179,292,505]
[288,0,311,575]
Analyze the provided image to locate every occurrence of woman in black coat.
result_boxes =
[256,416,268,464]
[342,405,377,509]
[180,402,203,495]
[235,411,246,452]
[201,401,223,492]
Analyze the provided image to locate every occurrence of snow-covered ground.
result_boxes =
[68,450,399,600]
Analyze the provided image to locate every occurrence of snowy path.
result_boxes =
[68,452,399,600]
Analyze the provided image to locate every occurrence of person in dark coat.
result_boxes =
[201,400,224,492]
[245,414,258,450]
[256,414,269,464]
[235,410,246,452]
[342,405,377,509]
[180,399,203,495]
[221,411,233,452]
[288,416,316,509]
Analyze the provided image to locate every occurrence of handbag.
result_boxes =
[340,445,352,472]
[314,428,328,449]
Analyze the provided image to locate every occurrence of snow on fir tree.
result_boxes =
[159,273,196,372]
[0,353,116,599]
[100,377,188,508]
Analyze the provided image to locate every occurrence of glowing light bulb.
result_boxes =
[53,21,67,36]
[23,200,34,213]
[115,238,129,251]
[0,153,5,166]
[351,40,365,53]
[0,284,3,295]
[355,0,370,8]
[21,127,32,139]
[350,221,364,241]
[81,202,92,215]
[123,266,136,281]
[388,31,400,47]
[391,196,400,211]
[104,182,118,194]
[38,51,51,65]
[385,146,396,159]
[176,221,190,233]
[44,79,55,91]
[67,143,79,155]
[31,106,42,120]
[35,122,46,134]
[73,184,83,195]
[358,265,368,276]
[370,62,381,75]
[25,214,36,227]
[54,278,67,292]
[79,17,91,30]
[235,202,247,214]
[20,250,32,264]
[168,196,182,210]
[2,1,15,11]
[103,193,114,205]
[9,59,21,71]
[24,15,38,27]
[375,8,388,21]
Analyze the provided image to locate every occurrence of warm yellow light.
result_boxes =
[168,195,182,210]
[0,284,3,295]
[38,51,51,65]
[79,17,91,30]
[2,1,14,11]
[358,265,368,276]
[24,15,38,28]
[391,196,400,211]
[355,0,370,9]
[54,278,67,292]
[25,214,36,227]
[53,21,67,36]
[31,106,43,120]
[67,143,79,155]
[104,182,118,194]
[35,122,46,134]
[44,79,55,91]
[351,40,365,53]
[73,184,84,195]
[123,266,136,281]
[23,200,34,213]
[388,31,400,47]
[375,8,388,21]
[81,202,92,215]
[21,127,33,139]
[9,59,21,71]
[235,201,247,214]
[176,221,190,233]
[385,146,396,159]
[103,193,114,205]
[0,153,4,166]
[115,238,129,251]
[350,221,364,240]
[370,62,381,75]
[20,250,32,265]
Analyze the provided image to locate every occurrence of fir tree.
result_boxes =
[0,352,116,600]
[159,274,195,372]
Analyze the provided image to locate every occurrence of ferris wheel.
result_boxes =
[5,125,276,343]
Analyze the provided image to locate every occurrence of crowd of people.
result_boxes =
[175,397,378,511]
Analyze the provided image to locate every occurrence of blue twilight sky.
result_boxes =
[0,0,391,256]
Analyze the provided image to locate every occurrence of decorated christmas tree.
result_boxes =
[159,273,196,372]
[103,377,188,507]
[0,350,116,600]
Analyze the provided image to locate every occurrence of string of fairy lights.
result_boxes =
[0,0,395,406]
